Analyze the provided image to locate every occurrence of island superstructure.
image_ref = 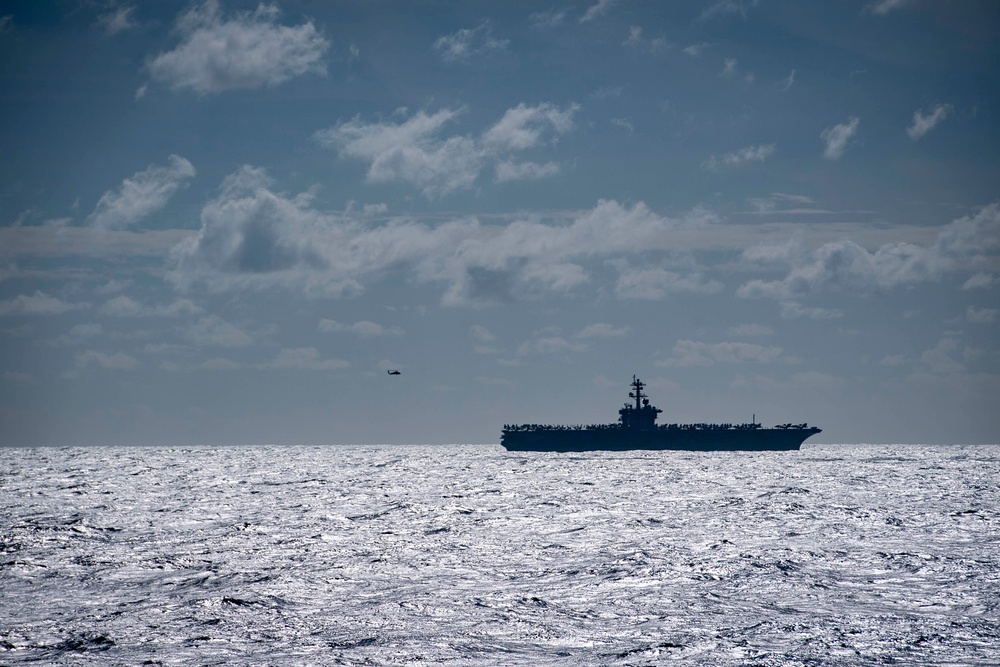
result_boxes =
[501,375,821,452]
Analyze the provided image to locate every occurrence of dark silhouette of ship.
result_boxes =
[502,375,821,452]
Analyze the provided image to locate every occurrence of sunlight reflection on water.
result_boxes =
[1,444,998,665]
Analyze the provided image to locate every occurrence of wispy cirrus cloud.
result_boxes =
[434,21,508,62]
[516,336,586,356]
[318,319,401,336]
[821,116,860,160]
[907,104,952,140]
[728,323,774,336]
[264,347,348,370]
[529,9,567,30]
[866,0,914,15]
[87,155,195,230]
[623,26,667,54]
[703,144,775,171]
[494,160,560,183]
[577,323,629,338]
[147,0,328,94]
[776,69,796,91]
[98,6,138,35]
[580,0,617,23]
[963,272,995,290]
[700,0,759,21]
[967,306,998,324]
[75,350,138,371]
[720,57,753,83]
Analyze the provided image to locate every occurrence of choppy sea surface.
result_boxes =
[1,444,998,666]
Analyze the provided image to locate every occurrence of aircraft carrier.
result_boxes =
[501,376,821,452]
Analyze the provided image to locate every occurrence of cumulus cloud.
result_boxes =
[703,144,775,171]
[318,319,401,336]
[483,103,576,151]
[821,116,860,160]
[738,239,936,299]
[0,291,79,315]
[737,204,1000,300]
[433,21,508,62]
[148,0,328,94]
[169,166,343,293]
[656,340,784,367]
[99,6,138,35]
[907,104,952,140]
[315,103,578,198]
[316,109,478,198]
[170,167,719,304]
[88,155,195,230]
[917,337,966,376]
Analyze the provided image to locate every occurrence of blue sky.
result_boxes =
[1,0,998,446]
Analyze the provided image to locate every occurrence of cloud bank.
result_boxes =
[169,167,714,305]
[738,204,1000,299]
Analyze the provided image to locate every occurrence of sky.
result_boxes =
[1,0,998,446]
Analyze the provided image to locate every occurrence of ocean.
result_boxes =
[1,444,997,666]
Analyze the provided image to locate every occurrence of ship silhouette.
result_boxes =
[502,375,821,452]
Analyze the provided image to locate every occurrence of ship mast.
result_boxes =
[629,375,647,410]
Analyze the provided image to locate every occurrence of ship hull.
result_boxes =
[502,427,820,452]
